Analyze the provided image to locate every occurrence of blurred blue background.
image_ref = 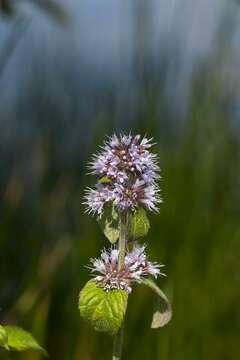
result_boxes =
[0,1,240,359]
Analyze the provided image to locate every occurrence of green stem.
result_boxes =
[112,211,128,360]
[118,211,128,270]
[112,320,124,360]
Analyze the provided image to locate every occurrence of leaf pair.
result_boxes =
[98,207,150,243]
[0,325,47,356]
[79,279,171,335]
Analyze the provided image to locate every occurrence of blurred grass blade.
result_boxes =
[29,0,69,24]
[0,0,15,16]
[141,278,172,328]
[0,17,30,78]
[0,325,8,349]
[3,326,48,356]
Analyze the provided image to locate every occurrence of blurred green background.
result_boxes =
[0,1,240,359]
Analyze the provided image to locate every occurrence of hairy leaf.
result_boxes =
[141,278,172,328]
[128,208,150,240]
[97,206,119,243]
[79,280,128,335]
[3,326,48,356]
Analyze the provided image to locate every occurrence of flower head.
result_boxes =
[90,134,159,183]
[88,245,165,293]
[84,134,162,215]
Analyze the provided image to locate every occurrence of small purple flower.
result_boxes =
[83,185,113,215]
[88,245,165,293]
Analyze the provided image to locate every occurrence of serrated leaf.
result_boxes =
[79,280,128,335]
[3,326,48,356]
[0,325,8,349]
[128,208,150,240]
[141,278,172,328]
[97,206,120,243]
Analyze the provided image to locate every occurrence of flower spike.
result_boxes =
[84,134,162,214]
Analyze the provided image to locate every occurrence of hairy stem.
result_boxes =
[112,211,128,360]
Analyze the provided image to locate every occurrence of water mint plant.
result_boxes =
[79,134,172,359]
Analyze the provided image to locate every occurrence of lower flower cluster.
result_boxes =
[88,245,165,293]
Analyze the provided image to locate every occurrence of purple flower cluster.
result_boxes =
[84,134,161,215]
[89,245,165,293]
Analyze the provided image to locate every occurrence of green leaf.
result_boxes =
[128,208,150,240]
[98,176,112,184]
[0,325,8,349]
[79,280,128,335]
[141,278,172,328]
[3,326,48,356]
[97,206,120,243]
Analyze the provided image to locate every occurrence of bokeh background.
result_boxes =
[0,1,240,359]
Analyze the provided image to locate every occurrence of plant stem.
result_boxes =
[118,211,128,270]
[112,211,128,360]
[112,321,124,360]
